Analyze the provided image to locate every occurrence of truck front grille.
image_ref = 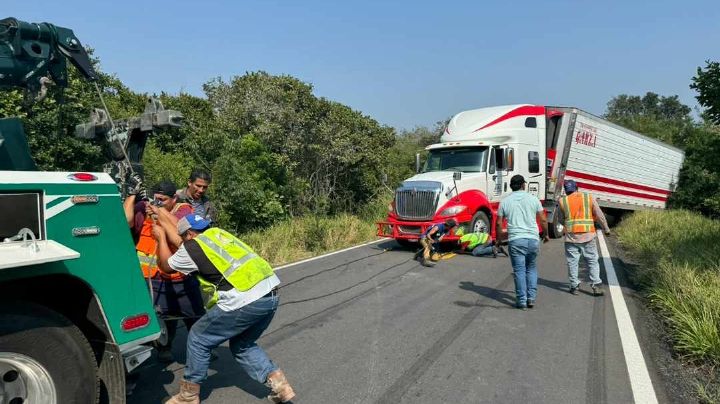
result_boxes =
[395,189,439,220]
[398,225,422,234]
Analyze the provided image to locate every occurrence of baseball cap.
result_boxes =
[152,180,177,197]
[564,179,578,194]
[177,214,212,235]
[510,175,526,188]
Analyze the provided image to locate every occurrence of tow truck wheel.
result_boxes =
[471,211,491,234]
[0,302,99,404]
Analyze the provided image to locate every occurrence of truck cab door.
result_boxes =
[487,146,513,202]
[526,150,545,200]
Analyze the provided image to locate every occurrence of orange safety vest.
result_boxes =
[559,192,596,234]
[136,203,191,281]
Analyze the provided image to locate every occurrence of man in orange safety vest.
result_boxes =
[124,178,206,362]
[558,180,611,297]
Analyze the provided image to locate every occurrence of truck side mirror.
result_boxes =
[453,171,462,181]
[415,153,421,173]
[503,148,514,171]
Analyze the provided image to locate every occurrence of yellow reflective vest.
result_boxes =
[193,228,274,308]
[559,192,596,234]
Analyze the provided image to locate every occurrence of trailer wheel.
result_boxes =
[549,208,564,239]
[471,211,491,234]
[0,302,99,404]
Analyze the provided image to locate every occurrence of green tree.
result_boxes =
[204,71,395,216]
[211,135,291,232]
[0,52,146,171]
[690,60,720,125]
[604,92,693,147]
[668,125,720,218]
[383,122,445,189]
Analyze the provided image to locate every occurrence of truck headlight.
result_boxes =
[439,205,466,217]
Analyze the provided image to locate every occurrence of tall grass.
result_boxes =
[238,213,379,267]
[617,210,720,382]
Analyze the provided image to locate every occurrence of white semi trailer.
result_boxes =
[378,104,685,242]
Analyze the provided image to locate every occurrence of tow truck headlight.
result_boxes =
[439,205,466,217]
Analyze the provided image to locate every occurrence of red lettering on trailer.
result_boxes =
[575,123,598,147]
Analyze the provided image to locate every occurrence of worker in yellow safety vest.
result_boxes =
[456,228,508,258]
[558,180,611,296]
[153,214,296,404]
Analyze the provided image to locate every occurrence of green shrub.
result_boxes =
[617,210,720,365]
[239,213,377,267]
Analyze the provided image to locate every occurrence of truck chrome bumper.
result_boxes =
[376,221,463,241]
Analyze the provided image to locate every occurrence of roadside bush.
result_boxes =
[142,140,194,188]
[239,213,377,266]
[617,210,720,365]
[211,135,291,233]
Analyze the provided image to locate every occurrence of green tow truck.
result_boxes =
[0,17,179,403]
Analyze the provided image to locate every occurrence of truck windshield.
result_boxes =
[422,147,488,173]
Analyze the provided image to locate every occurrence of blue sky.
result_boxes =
[5,0,719,129]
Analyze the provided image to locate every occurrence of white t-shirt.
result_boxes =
[168,244,280,312]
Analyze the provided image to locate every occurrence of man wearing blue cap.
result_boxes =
[152,214,295,404]
[558,179,611,296]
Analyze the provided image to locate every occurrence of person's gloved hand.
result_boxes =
[127,173,147,200]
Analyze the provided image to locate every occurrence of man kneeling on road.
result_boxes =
[153,214,296,404]
[456,228,508,258]
[418,219,458,266]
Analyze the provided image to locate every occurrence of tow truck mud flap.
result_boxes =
[123,345,152,373]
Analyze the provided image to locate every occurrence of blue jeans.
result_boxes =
[565,240,601,288]
[508,238,539,306]
[152,276,206,351]
[184,294,279,384]
[471,244,494,256]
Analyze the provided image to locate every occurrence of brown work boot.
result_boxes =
[166,380,200,404]
[420,239,431,260]
[266,369,296,403]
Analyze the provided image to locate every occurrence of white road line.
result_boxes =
[274,238,386,271]
[596,231,658,404]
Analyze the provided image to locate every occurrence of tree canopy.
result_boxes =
[691,60,720,125]
[0,58,399,231]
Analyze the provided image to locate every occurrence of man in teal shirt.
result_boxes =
[496,175,549,310]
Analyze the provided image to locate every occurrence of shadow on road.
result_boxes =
[457,280,516,308]
[127,347,273,403]
[537,277,567,293]
[197,346,271,401]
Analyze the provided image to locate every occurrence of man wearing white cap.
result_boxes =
[152,214,295,404]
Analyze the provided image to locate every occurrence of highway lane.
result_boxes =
[128,237,660,403]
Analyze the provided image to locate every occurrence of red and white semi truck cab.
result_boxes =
[377,104,685,244]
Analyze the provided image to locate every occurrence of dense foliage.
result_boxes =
[604,67,720,219]
[1,61,398,232]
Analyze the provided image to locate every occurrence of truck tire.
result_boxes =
[0,302,99,404]
[470,211,491,234]
[549,207,564,239]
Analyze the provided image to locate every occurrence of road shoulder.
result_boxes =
[603,234,704,404]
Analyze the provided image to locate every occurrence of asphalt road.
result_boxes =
[128,237,671,403]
